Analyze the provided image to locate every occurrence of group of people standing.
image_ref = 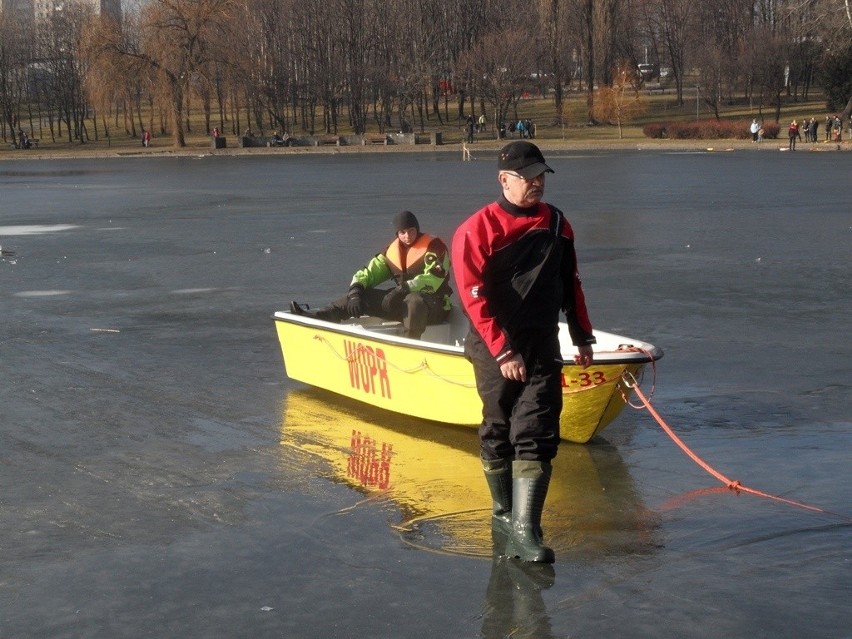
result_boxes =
[464,116,536,142]
[824,114,846,142]
[787,114,846,150]
[291,141,594,564]
[499,119,535,140]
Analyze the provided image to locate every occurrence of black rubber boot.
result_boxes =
[505,460,555,563]
[482,458,513,535]
[289,301,339,322]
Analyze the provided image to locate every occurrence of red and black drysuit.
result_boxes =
[452,196,595,462]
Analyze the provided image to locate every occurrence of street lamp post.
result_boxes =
[695,84,700,121]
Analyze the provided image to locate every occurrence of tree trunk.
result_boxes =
[584,0,595,124]
[169,76,186,147]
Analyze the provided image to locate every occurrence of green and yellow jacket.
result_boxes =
[351,234,452,309]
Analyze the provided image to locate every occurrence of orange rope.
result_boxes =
[622,372,852,523]
[615,345,657,407]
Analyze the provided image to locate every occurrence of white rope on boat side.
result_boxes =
[312,334,477,388]
[311,333,639,393]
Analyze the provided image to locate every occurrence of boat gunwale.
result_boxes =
[273,311,663,365]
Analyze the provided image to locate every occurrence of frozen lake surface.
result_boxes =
[1,150,850,637]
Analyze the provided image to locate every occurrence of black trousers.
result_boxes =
[465,327,562,462]
[329,288,447,338]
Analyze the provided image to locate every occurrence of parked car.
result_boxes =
[638,63,659,80]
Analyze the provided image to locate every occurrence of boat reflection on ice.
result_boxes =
[280,389,659,559]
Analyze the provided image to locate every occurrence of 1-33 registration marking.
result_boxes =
[561,370,608,389]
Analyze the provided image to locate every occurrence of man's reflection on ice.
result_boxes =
[480,530,556,639]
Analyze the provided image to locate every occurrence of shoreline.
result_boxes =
[2,136,849,161]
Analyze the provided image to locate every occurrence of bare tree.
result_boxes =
[38,3,97,143]
[651,0,694,106]
[581,0,596,121]
[538,0,570,123]
[752,27,789,122]
[568,0,629,123]
[820,0,852,119]
[85,0,239,146]
[243,0,292,131]
[594,61,645,137]
[456,29,539,133]
[0,12,31,143]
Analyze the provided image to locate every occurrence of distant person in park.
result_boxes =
[142,129,151,147]
[17,129,30,149]
[478,113,487,133]
[452,141,595,563]
[290,211,453,340]
[809,118,818,143]
[825,115,832,141]
[750,119,760,142]
[788,120,799,150]
[212,127,220,139]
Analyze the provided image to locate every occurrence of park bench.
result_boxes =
[362,133,389,145]
[314,135,340,146]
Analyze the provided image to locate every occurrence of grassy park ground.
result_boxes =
[2,88,849,160]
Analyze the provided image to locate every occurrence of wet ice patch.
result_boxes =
[0,224,79,236]
[14,290,72,297]
[397,511,494,558]
[171,288,218,294]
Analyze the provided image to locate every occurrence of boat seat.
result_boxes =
[366,321,405,335]
[359,319,452,344]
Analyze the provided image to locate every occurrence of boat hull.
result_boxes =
[274,312,662,444]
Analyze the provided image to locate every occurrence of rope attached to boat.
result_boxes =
[621,371,852,523]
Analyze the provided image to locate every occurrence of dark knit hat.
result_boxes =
[393,210,420,233]
[498,141,554,179]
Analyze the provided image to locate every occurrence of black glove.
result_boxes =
[381,284,409,314]
[346,285,364,317]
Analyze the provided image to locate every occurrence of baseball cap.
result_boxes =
[498,141,554,179]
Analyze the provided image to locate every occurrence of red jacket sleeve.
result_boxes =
[451,206,511,359]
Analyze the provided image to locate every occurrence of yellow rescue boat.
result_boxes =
[273,309,662,444]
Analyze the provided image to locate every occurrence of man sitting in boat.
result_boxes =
[290,211,453,339]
